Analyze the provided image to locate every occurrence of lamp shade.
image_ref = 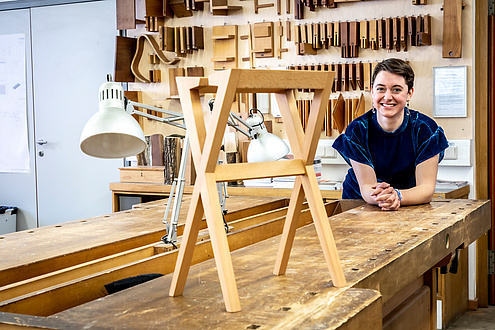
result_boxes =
[247,132,290,163]
[80,79,146,159]
[245,111,289,163]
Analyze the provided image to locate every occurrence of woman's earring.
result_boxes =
[372,103,376,113]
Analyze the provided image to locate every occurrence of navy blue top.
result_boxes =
[332,108,449,199]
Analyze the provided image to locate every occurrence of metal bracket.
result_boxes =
[489,0,495,16]
[489,250,494,275]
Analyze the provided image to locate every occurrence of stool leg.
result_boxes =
[273,177,305,275]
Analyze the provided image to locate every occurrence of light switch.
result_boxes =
[438,139,471,166]
[324,146,337,158]
[444,144,458,160]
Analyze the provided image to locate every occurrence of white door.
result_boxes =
[0,8,37,230]
[0,0,121,229]
[31,0,121,227]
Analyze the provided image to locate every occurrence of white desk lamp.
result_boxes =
[80,75,289,245]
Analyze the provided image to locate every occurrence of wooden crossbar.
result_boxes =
[213,159,306,182]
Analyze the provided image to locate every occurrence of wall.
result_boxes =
[124,0,475,194]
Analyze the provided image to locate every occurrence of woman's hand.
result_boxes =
[349,160,400,210]
[370,182,400,211]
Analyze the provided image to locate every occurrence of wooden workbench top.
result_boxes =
[44,199,489,329]
[0,195,287,286]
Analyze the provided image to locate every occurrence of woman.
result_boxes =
[332,58,449,210]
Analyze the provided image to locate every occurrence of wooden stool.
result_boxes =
[169,69,346,312]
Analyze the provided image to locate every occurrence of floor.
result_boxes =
[446,305,495,329]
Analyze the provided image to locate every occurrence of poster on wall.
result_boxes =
[0,33,30,173]
[433,66,467,118]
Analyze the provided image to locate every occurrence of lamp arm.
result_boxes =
[227,112,253,138]
[131,111,186,130]
[128,100,184,118]
[126,99,186,130]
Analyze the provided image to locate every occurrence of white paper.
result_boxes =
[0,33,30,173]
[433,66,467,118]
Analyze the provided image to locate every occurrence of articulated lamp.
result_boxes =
[80,75,289,245]
[80,74,185,159]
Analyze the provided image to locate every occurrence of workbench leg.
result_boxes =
[112,192,119,213]
[476,234,489,307]
[425,267,437,330]
[273,177,305,275]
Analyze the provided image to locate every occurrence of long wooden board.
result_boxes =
[0,199,489,329]
[44,199,489,328]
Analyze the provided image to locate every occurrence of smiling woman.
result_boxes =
[332,58,449,211]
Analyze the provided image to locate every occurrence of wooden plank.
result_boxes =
[0,195,285,287]
[0,244,156,302]
[168,68,185,97]
[116,0,135,30]
[442,0,463,58]
[0,201,338,316]
[114,36,137,82]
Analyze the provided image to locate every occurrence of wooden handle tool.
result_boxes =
[415,15,422,45]
[355,61,363,91]
[320,22,327,49]
[333,22,340,46]
[295,0,304,19]
[418,14,431,46]
[340,21,349,58]
[400,16,408,51]
[408,16,416,47]
[385,17,393,51]
[348,62,356,90]
[360,20,369,49]
[349,21,359,58]
[363,62,371,92]
[378,19,386,49]
[341,63,349,91]
[333,63,342,92]
[369,20,378,50]
[393,17,400,52]
[327,22,334,46]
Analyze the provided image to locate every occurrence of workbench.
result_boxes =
[0,195,489,329]
[109,181,470,212]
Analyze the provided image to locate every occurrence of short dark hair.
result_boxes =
[372,58,415,91]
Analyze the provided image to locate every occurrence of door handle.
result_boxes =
[36,139,48,145]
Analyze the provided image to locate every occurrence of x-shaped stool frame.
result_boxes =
[170,69,346,312]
